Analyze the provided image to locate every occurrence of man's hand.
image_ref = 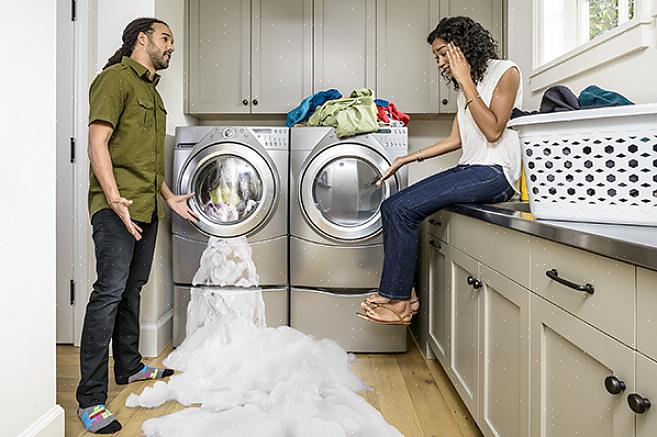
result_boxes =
[167,193,199,224]
[109,197,143,240]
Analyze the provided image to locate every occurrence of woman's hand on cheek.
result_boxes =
[446,43,472,87]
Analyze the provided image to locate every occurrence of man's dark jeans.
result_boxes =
[76,208,158,408]
[378,164,515,300]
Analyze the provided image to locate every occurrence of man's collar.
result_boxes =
[121,56,160,85]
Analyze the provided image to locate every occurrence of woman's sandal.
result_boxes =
[356,303,413,326]
[363,295,420,315]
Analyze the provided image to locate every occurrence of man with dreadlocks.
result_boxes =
[76,17,198,434]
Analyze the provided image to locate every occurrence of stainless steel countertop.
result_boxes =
[447,202,657,271]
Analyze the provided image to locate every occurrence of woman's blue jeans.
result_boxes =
[378,164,514,300]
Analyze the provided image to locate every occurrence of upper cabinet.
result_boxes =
[186,0,502,115]
[376,0,440,113]
[186,0,312,114]
[438,0,504,113]
[313,0,376,95]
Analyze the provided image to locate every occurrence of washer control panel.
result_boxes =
[374,127,408,149]
[250,127,289,149]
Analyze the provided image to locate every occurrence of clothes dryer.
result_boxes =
[290,126,409,352]
[172,126,289,346]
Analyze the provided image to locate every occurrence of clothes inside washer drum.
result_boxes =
[126,236,403,437]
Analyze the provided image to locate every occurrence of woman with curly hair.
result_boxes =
[358,16,522,325]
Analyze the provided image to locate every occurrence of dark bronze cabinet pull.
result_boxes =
[628,393,651,414]
[604,376,626,395]
[428,239,441,249]
[429,219,442,226]
[545,269,594,294]
[252,99,259,105]
[467,275,482,289]
[242,99,249,106]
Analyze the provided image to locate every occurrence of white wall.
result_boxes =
[0,2,65,437]
[508,0,657,109]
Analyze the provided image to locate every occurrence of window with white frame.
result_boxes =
[536,0,636,67]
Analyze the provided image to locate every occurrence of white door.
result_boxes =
[187,0,251,113]
[56,0,76,343]
[439,0,504,113]
[376,0,440,113]
[251,0,313,113]
[313,0,376,93]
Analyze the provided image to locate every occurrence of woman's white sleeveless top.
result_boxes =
[456,59,523,193]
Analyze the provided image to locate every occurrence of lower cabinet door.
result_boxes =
[531,294,635,437]
[428,238,450,366]
[635,353,657,437]
[479,265,530,437]
[446,247,481,420]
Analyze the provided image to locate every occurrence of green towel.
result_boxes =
[308,88,379,138]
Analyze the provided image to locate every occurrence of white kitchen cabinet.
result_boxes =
[375,0,440,113]
[187,0,312,114]
[530,294,635,437]
[313,0,375,95]
[478,264,530,437]
[637,268,657,362]
[445,246,481,419]
[635,353,657,437]
[438,0,504,113]
[427,237,450,366]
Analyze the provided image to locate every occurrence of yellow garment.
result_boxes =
[520,167,528,201]
[308,88,379,138]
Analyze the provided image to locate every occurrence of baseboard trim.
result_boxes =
[17,405,65,437]
[140,309,173,358]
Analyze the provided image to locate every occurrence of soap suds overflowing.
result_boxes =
[127,236,402,437]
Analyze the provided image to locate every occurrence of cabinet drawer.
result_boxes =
[449,213,531,288]
[637,268,657,361]
[426,211,449,243]
[530,237,635,347]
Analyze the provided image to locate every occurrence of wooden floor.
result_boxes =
[57,340,482,437]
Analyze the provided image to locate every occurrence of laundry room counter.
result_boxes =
[446,201,657,271]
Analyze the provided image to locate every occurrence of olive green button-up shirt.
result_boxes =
[88,56,167,223]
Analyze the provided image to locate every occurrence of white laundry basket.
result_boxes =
[508,103,657,225]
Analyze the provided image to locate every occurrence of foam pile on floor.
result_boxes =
[126,236,402,437]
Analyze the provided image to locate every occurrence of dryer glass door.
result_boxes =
[179,142,277,237]
[300,143,399,241]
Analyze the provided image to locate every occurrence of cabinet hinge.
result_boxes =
[70,279,76,305]
[70,137,76,163]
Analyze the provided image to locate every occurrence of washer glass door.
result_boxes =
[300,143,399,241]
[179,142,277,237]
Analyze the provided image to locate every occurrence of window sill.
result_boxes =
[529,19,653,92]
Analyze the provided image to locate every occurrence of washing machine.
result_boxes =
[172,126,289,347]
[290,126,409,352]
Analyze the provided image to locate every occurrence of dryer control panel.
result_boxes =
[373,127,408,149]
[249,127,289,150]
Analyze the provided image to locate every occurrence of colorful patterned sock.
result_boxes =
[127,364,174,384]
[77,404,121,434]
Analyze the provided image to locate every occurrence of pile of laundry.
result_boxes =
[286,88,410,138]
[511,84,633,119]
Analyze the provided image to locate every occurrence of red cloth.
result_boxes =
[389,102,410,126]
[375,102,410,126]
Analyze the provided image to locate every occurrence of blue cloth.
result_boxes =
[378,165,514,299]
[374,99,390,107]
[579,85,633,108]
[286,89,342,127]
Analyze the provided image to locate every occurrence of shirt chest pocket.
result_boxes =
[137,97,155,127]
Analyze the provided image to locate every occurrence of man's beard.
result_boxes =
[147,41,170,70]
